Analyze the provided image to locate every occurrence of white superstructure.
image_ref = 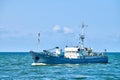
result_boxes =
[55,47,61,55]
[64,47,79,58]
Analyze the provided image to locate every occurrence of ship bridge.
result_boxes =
[64,47,79,58]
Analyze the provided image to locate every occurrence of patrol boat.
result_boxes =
[30,24,108,65]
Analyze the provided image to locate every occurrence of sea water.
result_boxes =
[0,52,120,80]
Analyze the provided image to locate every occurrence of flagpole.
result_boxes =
[38,33,40,52]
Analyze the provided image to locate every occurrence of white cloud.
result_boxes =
[53,25,61,32]
[63,27,73,34]
[0,26,29,38]
[53,25,74,34]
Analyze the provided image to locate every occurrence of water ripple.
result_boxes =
[0,52,120,80]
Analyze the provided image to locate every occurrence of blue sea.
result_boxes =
[0,52,120,80]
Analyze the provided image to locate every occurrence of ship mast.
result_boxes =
[38,33,40,52]
[79,23,87,49]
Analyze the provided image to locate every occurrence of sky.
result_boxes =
[0,0,120,52]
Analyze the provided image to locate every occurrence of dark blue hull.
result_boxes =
[30,51,108,64]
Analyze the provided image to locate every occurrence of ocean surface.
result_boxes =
[0,52,120,80]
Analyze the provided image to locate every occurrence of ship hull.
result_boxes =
[30,51,108,64]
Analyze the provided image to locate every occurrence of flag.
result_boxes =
[82,23,84,28]
[38,33,40,42]
[38,38,40,42]
[38,33,40,36]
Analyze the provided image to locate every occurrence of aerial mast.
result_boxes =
[79,23,87,49]
[38,33,40,52]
